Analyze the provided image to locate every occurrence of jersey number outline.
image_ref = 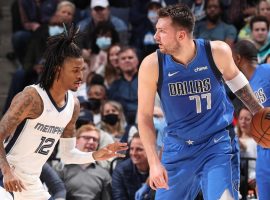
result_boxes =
[189,93,211,113]
[35,136,55,155]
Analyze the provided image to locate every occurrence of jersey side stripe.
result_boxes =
[5,119,27,154]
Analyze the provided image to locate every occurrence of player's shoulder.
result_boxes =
[210,40,232,53]
[209,41,233,61]
[139,51,158,71]
[17,86,42,104]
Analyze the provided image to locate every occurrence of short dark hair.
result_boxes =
[233,40,258,62]
[158,4,195,33]
[39,24,82,90]
[250,15,269,31]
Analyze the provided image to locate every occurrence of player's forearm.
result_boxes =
[234,84,263,115]
[0,144,11,175]
[138,115,160,166]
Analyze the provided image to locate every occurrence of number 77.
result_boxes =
[189,93,211,113]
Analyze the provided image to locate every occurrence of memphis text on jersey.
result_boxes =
[34,123,64,135]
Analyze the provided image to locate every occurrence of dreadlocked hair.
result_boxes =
[39,24,82,90]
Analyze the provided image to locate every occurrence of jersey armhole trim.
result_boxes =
[204,40,223,82]
[157,49,163,96]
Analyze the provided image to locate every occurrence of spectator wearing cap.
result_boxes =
[78,0,128,47]
[55,125,112,200]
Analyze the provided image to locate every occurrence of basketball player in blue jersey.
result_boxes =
[232,39,270,200]
[138,4,264,200]
[0,26,128,200]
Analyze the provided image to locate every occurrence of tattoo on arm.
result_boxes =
[0,87,42,173]
[234,84,263,115]
[62,98,80,138]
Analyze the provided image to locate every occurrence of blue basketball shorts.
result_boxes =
[256,146,270,200]
[156,130,234,200]
[230,135,240,200]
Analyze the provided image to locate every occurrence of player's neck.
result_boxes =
[171,39,196,66]
[49,84,68,107]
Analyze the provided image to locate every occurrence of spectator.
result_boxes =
[227,0,258,31]
[194,0,237,47]
[238,0,270,41]
[236,108,257,181]
[108,46,139,125]
[258,0,270,22]
[78,0,128,46]
[24,1,76,70]
[84,22,120,76]
[104,44,122,88]
[250,15,270,63]
[99,100,126,141]
[138,0,162,59]
[190,0,206,21]
[87,83,107,125]
[112,133,149,200]
[13,0,58,63]
[56,125,112,200]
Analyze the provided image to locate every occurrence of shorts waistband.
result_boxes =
[164,129,228,146]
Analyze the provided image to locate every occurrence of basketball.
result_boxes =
[251,107,270,148]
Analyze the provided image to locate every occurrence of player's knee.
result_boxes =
[219,189,234,200]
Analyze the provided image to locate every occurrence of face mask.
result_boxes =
[96,37,112,50]
[147,10,158,24]
[89,98,101,111]
[48,26,64,36]
[102,113,119,125]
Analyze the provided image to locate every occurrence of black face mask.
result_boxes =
[102,114,119,126]
[89,98,101,111]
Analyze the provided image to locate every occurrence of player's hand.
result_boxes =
[93,142,128,161]
[3,167,26,192]
[149,162,168,190]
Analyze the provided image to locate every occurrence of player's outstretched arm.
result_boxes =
[211,41,263,115]
[60,98,128,164]
[0,87,40,192]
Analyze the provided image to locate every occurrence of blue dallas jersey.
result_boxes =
[249,63,270,107]
[157,39,234,141]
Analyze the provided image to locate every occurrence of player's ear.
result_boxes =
[233,54,241,67]
[55,65,62,79]
[177,30,186,41]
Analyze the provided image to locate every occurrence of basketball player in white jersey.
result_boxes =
[0,26,128,200]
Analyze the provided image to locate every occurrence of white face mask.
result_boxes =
[147,10,158,24]
[48,26,64,36]
[96,36,112,50]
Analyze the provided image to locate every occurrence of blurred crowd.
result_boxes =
[2,0,270,199]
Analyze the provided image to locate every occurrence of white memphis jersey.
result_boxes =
[5,84,74,178]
